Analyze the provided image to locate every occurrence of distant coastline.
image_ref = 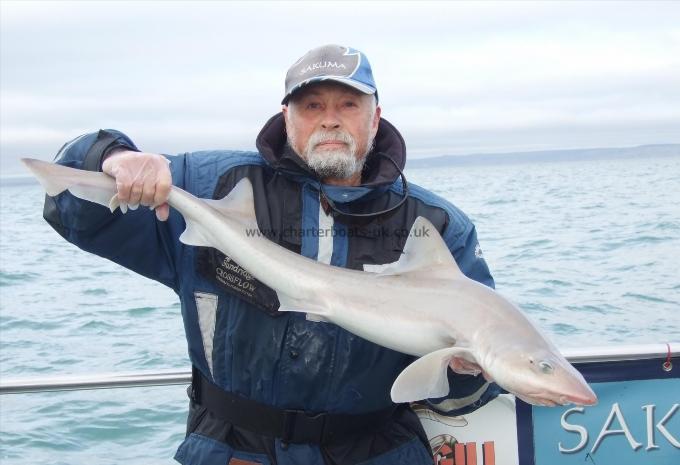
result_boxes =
[0,174,38,187]
[406,144,680,169]
[2,144,679,185]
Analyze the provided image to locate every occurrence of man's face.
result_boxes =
[283,82,381,182]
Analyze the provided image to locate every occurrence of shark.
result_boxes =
[22,158,597,407]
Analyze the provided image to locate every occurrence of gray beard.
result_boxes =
[306,148,363,180]
[288,130,374,180]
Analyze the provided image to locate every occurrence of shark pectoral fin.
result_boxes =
[363,217,463,279]
[391,347,478,403]
[202,177,259,230]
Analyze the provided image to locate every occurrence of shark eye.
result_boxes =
[539,361,554,374]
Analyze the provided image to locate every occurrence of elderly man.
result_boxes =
[45,45,499,465]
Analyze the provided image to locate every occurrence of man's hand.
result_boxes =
[102,150,172,221]
[449,358,494,382]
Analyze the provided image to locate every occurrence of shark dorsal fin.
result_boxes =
[179,177,258,247]
[363,217,463,277]
[202,177,258,228]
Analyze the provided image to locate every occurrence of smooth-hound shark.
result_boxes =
[22,158,597,407]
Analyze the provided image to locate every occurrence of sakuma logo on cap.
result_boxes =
[282,44,378,104]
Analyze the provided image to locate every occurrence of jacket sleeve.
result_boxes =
[424,214,502,415]
[43,129,185,291]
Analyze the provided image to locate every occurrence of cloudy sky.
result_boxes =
[1,1,679,173]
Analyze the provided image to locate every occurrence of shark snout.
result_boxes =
[523,386,597,407]
[561,385,598,406]
[541,376,598,406]
[560,365,598,406]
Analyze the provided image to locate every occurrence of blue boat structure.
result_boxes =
[415,343,679,465]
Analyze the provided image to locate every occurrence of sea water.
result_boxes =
[1,155,679,464]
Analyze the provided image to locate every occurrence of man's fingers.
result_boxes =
[449,358,482,377]
[129,181,144,206]
[115,178,132,203]
[140,181,158,207]
[153,178,172,208]
[155,203,170,221]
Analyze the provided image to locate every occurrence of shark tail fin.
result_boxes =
[22,158,119,210]
[179,177,258,247]
[390,347,482,403]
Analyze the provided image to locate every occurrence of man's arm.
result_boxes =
[44,129,183,290]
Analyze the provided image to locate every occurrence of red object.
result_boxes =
[434,444,454,465]
[454,443,466,464]
[483,441,496,465]
[228,459,262,465]
[663,343,673,371]
[465,442,477,465]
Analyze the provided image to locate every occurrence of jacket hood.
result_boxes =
[255,113,406,187]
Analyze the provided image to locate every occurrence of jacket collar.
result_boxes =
[255,113,407,188]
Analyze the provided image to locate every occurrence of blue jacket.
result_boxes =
[44,115,500,464]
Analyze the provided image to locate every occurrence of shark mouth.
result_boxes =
[518,391,597,407]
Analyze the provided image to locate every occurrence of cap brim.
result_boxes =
[281,76,377,105]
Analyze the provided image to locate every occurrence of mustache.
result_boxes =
[307,130,355,148]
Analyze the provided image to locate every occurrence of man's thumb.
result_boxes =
[154,203,170,221]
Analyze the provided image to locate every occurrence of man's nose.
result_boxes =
[320,108,341,130]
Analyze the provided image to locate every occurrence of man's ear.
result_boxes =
[282,105,291,134]
[372,105,382,134]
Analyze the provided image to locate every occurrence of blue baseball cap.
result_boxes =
[282,44,378,105]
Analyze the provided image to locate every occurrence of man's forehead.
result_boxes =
[291,81,367,100]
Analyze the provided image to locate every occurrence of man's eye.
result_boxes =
[344,101,358,107]
[306,102,321,109]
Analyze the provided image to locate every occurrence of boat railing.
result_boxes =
[0,369,191,394]
[1,343,676,395]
